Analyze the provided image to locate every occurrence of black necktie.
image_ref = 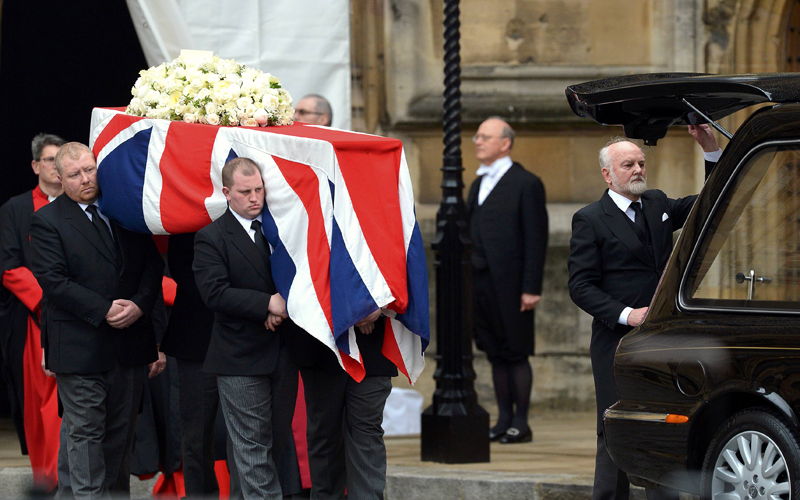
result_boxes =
[250,220,270,257]
[85,205,117,256]
[630,202,651,246]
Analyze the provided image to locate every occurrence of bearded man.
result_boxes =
[567,126,719,500]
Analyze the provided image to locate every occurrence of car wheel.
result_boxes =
[702,408,800,500]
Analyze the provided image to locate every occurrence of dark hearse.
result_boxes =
[566,73,800,499]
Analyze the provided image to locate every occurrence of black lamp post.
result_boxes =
[420,0,490,464]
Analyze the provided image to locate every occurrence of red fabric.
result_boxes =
[158,124,218,234]
[22,314,59,490]
[152,234,170,254]
[215,460,231,499]
[381,317,410,381]
[19,185,59,491]
[32,185,49,212]
[2,267,42,312]
[162,276,177,307]
[292,374,312,489]
[152,467,185,498]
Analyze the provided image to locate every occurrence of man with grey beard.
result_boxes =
[567,126,719,500]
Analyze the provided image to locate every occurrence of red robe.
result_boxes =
[1,186,60,490]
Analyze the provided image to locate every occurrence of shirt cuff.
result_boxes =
[618,307,633,326]
[703,149,723,162]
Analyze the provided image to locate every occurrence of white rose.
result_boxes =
[228,84,241,99]
[206,113,220,126]
[216,86,233,102]
[262,94,278,108]
[196,88,211,100]
[244,103,257,116]
[173,66,186,79]
[253,108,270,125]
[137,85,150,100]
[205,73,220,84]
[236,96,252,110]
[143,88,161,104]
[183,113,197,124]
[145,108,159,119]
[158,93,171,108]
[155,107,171,120]
[241,117,258,127]
[205,102,218,115]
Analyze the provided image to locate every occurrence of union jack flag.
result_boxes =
[89,108,429,384]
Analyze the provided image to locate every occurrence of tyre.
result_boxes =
[701,408,800,500]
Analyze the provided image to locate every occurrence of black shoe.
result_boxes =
[489,425,509,441]
[499,426,532,444]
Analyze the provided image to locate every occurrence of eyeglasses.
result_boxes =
[38,156,56,165]
[472,134,500,143]
[294,109,323,117]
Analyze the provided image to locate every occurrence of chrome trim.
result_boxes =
[603,409,669,422]
[678,138,800,316]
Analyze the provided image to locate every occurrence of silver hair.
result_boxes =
[31,133,66,161]
[598,136,644,170]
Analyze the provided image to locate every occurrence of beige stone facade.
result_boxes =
[350,0,799,415]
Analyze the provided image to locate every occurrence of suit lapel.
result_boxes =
[62,198,118,266]
[599,191,653,268]
[223,210,271,282]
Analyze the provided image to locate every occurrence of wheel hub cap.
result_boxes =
[711,430,791,500]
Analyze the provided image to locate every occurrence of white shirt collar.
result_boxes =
[607,189,641,213]
[475,155,513,178]
[230,208,263,237]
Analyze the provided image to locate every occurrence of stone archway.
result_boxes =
[705,0,793,74]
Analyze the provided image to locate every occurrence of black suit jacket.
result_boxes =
[567,188,696,430]
[160,233,214,361]
[29,195,162,374]
[466,162,548,352]
[193,209,281,376]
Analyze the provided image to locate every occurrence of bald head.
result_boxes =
[474,118,514,165]
[293,95,332,126]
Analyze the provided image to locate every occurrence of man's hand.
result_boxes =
[356,308,382,335]
[106,302,124,321]
[268,293,288,319]
[627,307,649,326]
[264,313,283,332]
[688,124,720,153]
[41,348,54,378]
[520,293,541,312]
[107,299,143,329]
[148,351,167,378]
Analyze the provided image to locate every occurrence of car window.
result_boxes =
[684,145,800,310]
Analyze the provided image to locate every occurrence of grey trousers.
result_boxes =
[217,375,281,500]
[56,364,146,499]
[301,369,392,500]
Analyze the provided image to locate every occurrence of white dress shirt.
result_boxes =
[476,156,514,205]
[230,209,263,244]
[606,189,646,326]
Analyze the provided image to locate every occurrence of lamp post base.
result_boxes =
[420,407,490,463]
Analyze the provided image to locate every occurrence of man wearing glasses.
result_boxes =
[0,133,65,491]
[466,117,548,444]
[293,95,333,126]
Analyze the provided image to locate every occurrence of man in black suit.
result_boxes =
[467,117,548,444]
[193,157,295,499]
[29,142,165,498]
[567,126,719,500]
